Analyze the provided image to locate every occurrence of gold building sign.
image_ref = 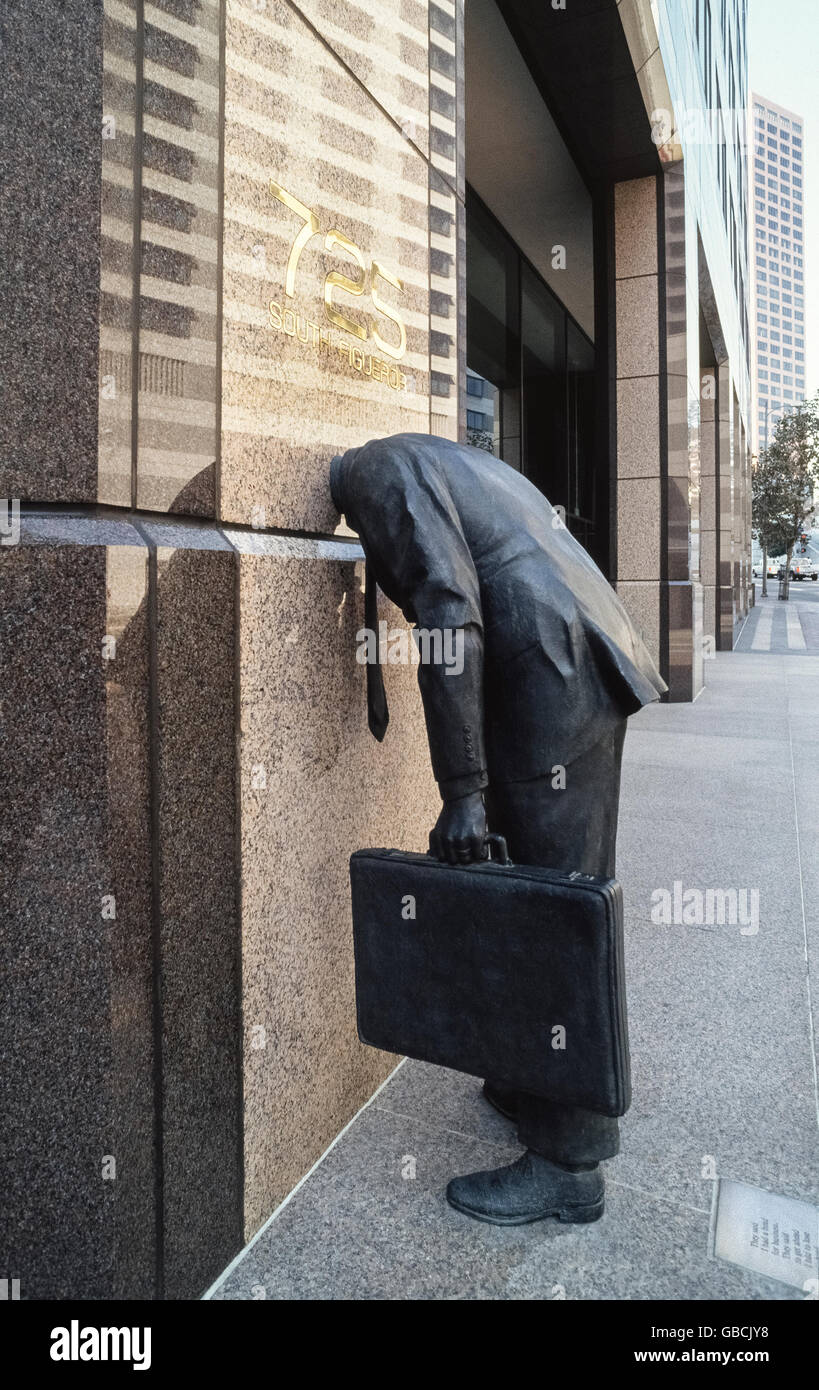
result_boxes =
[266,178,408,391]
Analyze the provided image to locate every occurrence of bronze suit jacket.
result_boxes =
[331,433,667,798]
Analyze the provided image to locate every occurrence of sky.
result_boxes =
[748,0,818,395]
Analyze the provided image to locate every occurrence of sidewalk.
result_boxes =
[209,642,819,1300]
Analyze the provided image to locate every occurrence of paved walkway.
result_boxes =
[737,579,819,654]
[208,638,819,1301]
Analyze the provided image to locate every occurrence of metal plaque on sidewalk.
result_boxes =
[713,1178,818,1291]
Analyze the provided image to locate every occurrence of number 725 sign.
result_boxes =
[268,179,407,361]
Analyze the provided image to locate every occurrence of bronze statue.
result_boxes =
[331,432,666,1224]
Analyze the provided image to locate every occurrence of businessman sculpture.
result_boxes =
[331,432,666,1225]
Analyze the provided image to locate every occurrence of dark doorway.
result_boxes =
[466,189,601,565]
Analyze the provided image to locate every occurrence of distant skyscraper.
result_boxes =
[749,95,807,454]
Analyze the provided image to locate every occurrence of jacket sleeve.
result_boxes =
[343,444,487,800]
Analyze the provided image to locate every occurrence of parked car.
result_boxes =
[790,558,817,581]
[753,555,781,578]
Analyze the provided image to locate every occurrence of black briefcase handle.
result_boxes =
[425,832,511,866]
[483,832,511,865]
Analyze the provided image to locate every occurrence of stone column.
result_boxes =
[716,362,736,648]
[613,175,663,670]
[699,374,718,646]
[1,519,155,1299]
[613,164,702,700]
[1,0,444,1300]
[732,392,742,622]
[734,414,745,617]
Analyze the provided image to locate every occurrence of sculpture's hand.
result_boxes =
[429,791,487,865]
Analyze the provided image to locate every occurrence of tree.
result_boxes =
[753,450,797,596]
[752,395,819,598]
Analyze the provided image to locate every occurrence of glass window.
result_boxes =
[566,321,595,542]
[465,197,521,467]
[466,191,599,562]
[520,261,567,508]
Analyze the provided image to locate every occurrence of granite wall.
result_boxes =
[612,164,749,696]
[1,0,447,1298]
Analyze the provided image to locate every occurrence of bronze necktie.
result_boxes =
[365,560,389,742]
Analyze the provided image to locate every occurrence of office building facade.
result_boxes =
[1,0,752,1298]
[749,94,807,455]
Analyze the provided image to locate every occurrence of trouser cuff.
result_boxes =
[517,1093,621,1164]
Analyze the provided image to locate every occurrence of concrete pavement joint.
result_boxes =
[607,1175,712,1217]
[371,1101,522,1151]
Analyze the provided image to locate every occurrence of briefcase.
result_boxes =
[349,838,631,1116]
